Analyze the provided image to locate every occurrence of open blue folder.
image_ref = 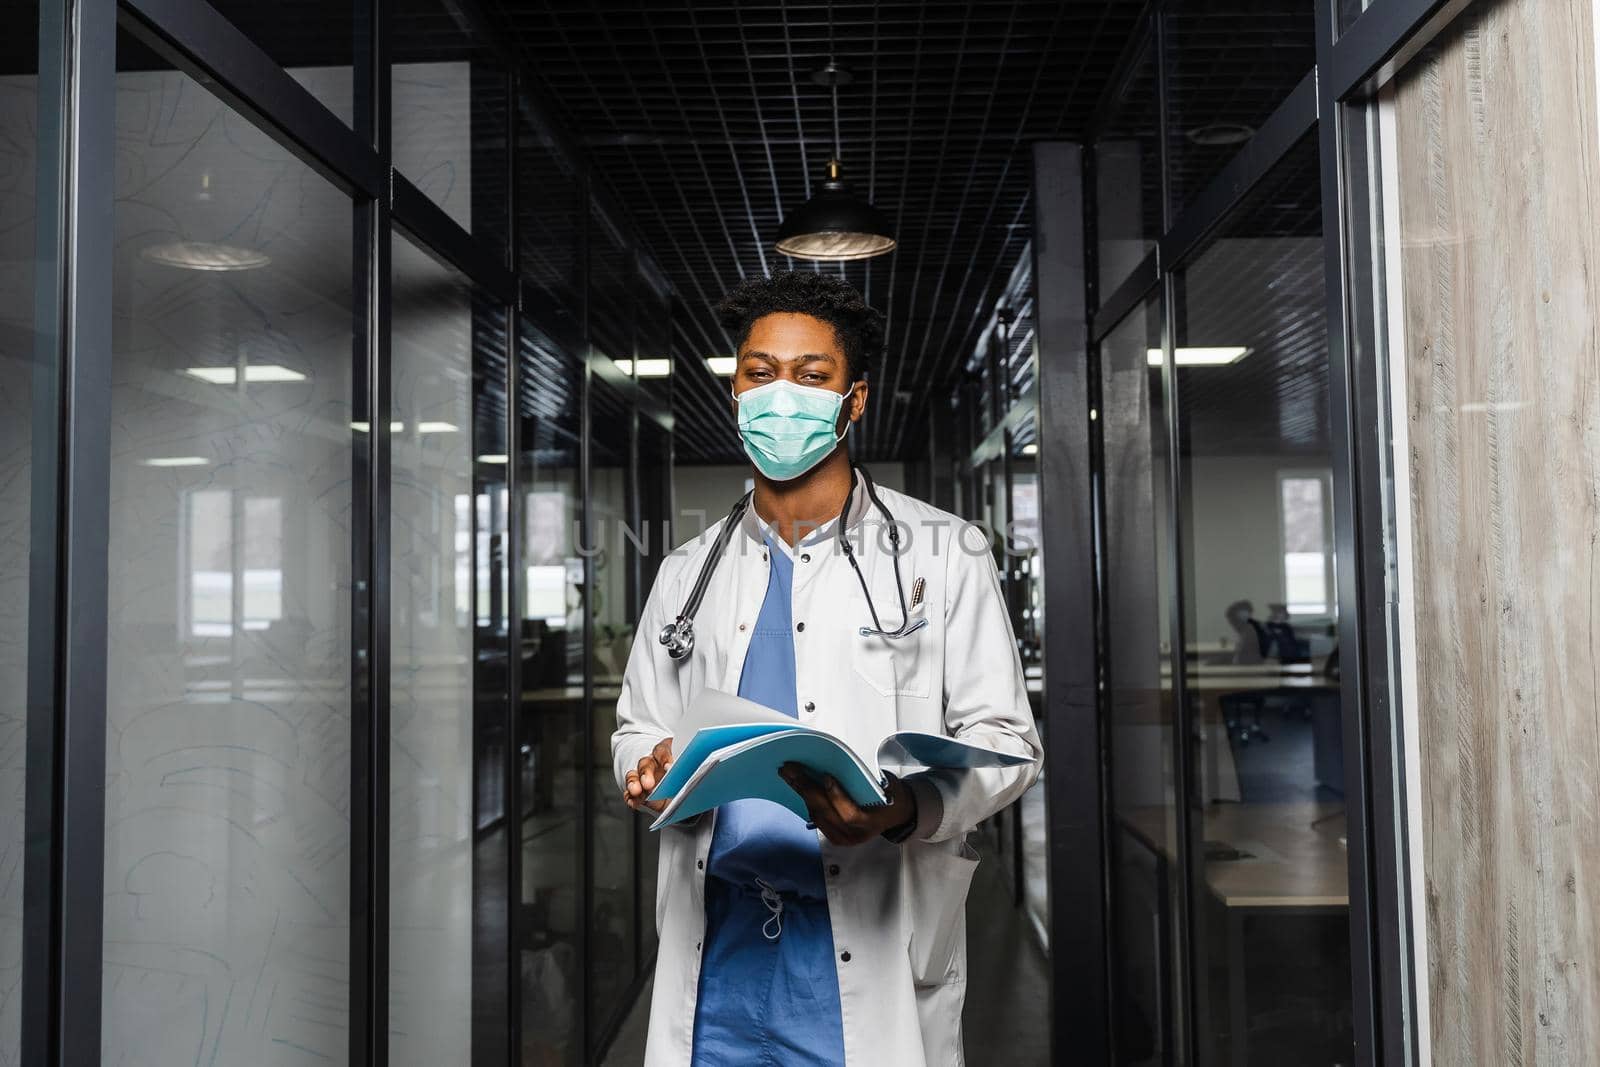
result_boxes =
[646,689,1031,830]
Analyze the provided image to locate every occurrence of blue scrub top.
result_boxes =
[692,537,844,1067]
[705,537,826,897]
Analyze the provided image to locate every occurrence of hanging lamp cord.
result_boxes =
[828,0,842,163]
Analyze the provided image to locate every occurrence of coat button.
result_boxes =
[697,859,704,870]
[828,864,840,877]
[804,701,815,713]
[739,623,746,631]
[795,622,805,632]
[801,553,811,563]
[840,951,851,962]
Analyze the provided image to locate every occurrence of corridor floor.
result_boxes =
[600,832,1050,1065]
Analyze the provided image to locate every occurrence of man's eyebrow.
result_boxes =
[739,350,837,363]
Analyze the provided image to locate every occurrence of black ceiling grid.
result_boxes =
[491,0,1147,463]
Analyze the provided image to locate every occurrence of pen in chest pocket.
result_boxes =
[910,577,925,610]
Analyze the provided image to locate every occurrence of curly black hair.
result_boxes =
[715,271,885,383]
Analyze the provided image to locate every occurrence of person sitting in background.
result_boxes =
[1225,599,1270,665]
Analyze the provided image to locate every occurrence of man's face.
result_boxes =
[731,312,868,433]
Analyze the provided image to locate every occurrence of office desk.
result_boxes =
[1120,802,1348,1066]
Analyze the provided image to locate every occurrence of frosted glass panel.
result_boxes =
[102,41,354,1064]
[0,4,37,1060]
[392,0,508,242]
[388,236,474,1063]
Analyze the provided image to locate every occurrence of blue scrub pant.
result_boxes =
[690,878,846,1066]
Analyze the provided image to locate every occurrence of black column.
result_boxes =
[1030,140,1109,1065]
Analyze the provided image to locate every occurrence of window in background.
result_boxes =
[517,321,585,1066]
[392,0,508,245]
[1162,0,1315,219]
[0,3,39,1058]
[183,490,285,637]
[1279,473,1331,616]
[102,34,354,1062]
[1174,134,1352,1065]
[389,234,477,1065]
[1100,294,1183,1067]
[1094,40,1161,296]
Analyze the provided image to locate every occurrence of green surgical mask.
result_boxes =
[732,378,851,481]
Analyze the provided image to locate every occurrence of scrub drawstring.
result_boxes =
[755,878,784,941]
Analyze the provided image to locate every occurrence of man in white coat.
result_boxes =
[614,271,1042,1066]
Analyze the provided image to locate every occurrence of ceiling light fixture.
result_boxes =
[1186,122,1255,147]
[477,454,509,464]
[141,456,210,468]
[416,422,459,434]
[705,356,738,376]
[186,364,308,384]
[614,358,673,378]
[1146,346,1251,368]
[775,47,896,261]
[142,240,271,272]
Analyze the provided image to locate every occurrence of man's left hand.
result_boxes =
[778,763,916,846]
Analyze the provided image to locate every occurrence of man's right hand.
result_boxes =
[624,737,674,815]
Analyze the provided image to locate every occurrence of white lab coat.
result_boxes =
[611,474,1043,1066]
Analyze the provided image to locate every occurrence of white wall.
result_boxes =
[1148,454,1333,649]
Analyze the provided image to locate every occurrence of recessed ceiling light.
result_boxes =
[1186,123,1255,147]
[1021,443,1038,456]
[141,456,209,467]
[351,421,409,433]
[705,356,738,376]
[1146,346,1251,367]
[614,358,672,378]
[142,240,271,272]
[417,422,458,434]
[186,364,307,384]
[477,454,509,464]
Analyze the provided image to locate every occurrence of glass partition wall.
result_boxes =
[1088,18,1357,1062]
[10,1,674,1063]
[1073,0,1478,1063]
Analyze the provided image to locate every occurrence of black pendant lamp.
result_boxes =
[775,60,896,261]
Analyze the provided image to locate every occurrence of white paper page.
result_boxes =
[677,687,796,736]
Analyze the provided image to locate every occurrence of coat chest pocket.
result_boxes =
[850,597,932,698]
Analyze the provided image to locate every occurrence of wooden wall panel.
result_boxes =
[1393,0,1600,1061]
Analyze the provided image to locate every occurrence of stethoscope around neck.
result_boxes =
[658,465,929,661]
